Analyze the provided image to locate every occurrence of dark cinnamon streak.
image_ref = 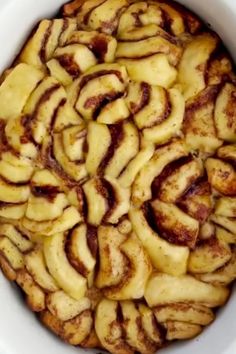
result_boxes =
[182,177,211,197]
[103,256,131,296]
[144,200,197,249]
[31,84,61,126]
[66,231,88,277]
[75,70,124,115]
[152,211,197,249]
[79,70,124,92]
[51,98,67,130]
[131,9,143,27]
[151,155,193,199]
[129,82,150,115]
[56,54,81,78]
[87,225,98,258]
[101,178,116,222]
[68,35,109,62]
[119,31,178,45]
[145,89,172,129]
[0,201,22,208]
[160,0,203,34]
[205,42,232,85]
[161,7,175,36]
[39,22,53,62]
[0,119,21,157]
[74,186,85,217]
[197,236,229,255]
[93,178,116,221]
[59,18,69,42]
[118,52,176,61]
[183,85,220,135]
[20,115,35,144]
[62,0,85,17]
[91,36,108,62]
[178,179,212,223]
[31,184,60,201]
[86,92,123,119]
[83,1,107,25]
[98,123,124,174]
[0,120,9,155]
[225,89,236,130]
[187,85,220,112]
[99,6,127,35]
[42,145,78,187]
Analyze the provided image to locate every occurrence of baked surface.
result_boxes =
[0,0,236,353]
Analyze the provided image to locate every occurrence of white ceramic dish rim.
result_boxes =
[0,0,236,353]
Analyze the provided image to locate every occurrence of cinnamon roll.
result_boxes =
[0,0,236,353]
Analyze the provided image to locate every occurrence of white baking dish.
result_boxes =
[0,0,236,353]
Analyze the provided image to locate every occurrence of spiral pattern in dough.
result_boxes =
[0,1,236,353]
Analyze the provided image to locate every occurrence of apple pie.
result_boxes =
[0,0,236,353]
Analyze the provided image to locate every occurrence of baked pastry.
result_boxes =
[0,0,236,353]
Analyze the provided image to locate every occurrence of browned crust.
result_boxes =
[0,253,16,281]
[62,0,86,17]
[0,1,236,353]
